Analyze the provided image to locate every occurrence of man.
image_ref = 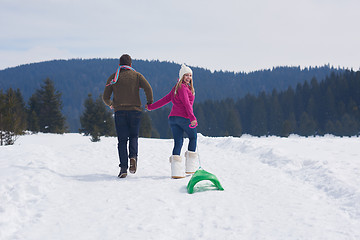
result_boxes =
[103,54,153,178]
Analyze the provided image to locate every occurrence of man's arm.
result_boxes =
[102,73,115,107]
[139,73,153,105]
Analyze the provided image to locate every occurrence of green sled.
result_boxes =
[187,168,224,194]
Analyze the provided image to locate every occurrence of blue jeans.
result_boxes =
[169,116,197,155]
[114,110,142,169]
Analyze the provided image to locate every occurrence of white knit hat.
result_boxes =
[179,64,193,80]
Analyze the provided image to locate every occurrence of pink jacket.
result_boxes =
[147,83,197,122]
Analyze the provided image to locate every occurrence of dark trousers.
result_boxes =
[169,116,197,156]
[114,110,142,169]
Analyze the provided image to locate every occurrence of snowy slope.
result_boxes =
[1,133,360,240]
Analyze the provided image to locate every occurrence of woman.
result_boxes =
[146,64,198,179]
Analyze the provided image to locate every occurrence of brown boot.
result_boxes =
[118,168,127,178]
[129,158,137,174]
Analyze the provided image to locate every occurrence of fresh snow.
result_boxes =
[1,133,360,240]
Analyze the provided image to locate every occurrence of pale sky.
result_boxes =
[1,0,360,72]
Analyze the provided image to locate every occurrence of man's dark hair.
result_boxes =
[120,54,132,66]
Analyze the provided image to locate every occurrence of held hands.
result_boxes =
[190,120,197,127]
[145,104,196,127]
[145,104,151,111]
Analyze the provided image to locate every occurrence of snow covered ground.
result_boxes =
[1,133,360,240]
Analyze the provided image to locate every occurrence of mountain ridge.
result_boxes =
[0,58,345,131]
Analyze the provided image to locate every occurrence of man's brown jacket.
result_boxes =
[103,69,153,112]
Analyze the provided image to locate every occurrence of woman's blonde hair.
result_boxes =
[174,75,195,96]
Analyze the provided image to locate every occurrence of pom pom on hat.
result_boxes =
[179,64,193,80]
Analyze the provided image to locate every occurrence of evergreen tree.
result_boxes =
[280,87,295,118]
[189,70,360,137]
[147,107,171,138]
[27,108,40,133]
[13,89,27,134]
[250,93,267,136]
[298,112,317,136]
[0,90,5,145]
[0,88,27,145]
[94,96,115,138]
[336,101,346,119]
[28,78,67,133]
[268,90,283,135]
[281,112,296,137]
[237,94,256,134]
[323,87,336,125]
[340,114,359,136]
[224,109,242,137]
[139,112,155,138]
[294,83,305,120]
[324,120,336,135]
[348,99,360,120]
[333,120,343,136]
[79,94,115,142]
[222,99,242,137]
[194,102,206,135]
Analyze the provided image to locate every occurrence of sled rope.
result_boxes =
[197,142,202,170]
[106,65,136,86]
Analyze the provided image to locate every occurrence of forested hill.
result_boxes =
[0,58,344,132]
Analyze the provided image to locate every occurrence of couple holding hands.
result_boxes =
[103,54,198,179]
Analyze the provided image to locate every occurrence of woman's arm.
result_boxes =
[146,88,173,111]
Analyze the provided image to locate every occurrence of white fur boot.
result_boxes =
[185,151,198,174]
[169,155,185,179]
